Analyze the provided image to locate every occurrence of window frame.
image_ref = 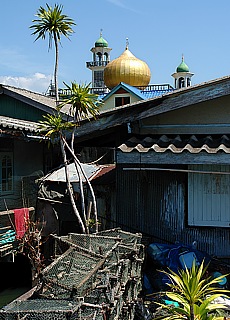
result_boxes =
[188,164,230,227]
[115,96,130,108]
[0,152,13,195]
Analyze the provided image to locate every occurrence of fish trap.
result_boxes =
[95,228,142,248]
[0,299,81,320]
[55,233,120,257]
[40,247,105,299]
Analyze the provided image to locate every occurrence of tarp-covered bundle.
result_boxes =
[143,242,211,294]
[36,163,115,236]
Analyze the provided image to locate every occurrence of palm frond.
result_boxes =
[59,82,103,124]
[30,3,76,49]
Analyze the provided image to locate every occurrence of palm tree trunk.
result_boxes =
[71,129,88,233]
[54,33,59,105]
[190,304,195,320]
[62,139,98,232]
[60,135,86,233]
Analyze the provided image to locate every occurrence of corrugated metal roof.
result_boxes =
[1,84,71,115]
[43,163,113,183]
[140,89,173,99]
[0,116,39,132]
[118,135,230,154]
[98,88,173,101]
[92,164,115,179]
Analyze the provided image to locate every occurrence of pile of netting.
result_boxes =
[0,228,144,319]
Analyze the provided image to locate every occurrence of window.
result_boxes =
[178,77,185,88]
[94,71,104,87]
[115,96,130,108]
[96,52,102,62]
[188,164,230,227]
[0,153,13,194]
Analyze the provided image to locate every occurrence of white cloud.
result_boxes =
[0,73,52,94]
[107,0,127,8]
[106,0,140,13]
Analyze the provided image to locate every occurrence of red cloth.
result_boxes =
[14,208,29,239]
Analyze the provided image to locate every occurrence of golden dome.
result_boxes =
[104,45,151,89]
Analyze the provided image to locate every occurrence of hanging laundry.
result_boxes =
[14,208,29,239]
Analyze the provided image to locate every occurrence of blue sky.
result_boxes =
[0,0,230,93]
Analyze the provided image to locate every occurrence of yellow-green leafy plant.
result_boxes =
[157,260,230,320]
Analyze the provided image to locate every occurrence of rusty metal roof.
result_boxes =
[0,116,39,132]
[118,135,230,154]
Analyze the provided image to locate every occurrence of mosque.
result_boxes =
[86,32,194,112]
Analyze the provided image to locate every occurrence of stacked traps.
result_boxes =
[0,228,144,320]
[48,228,144,318]
[94,228,144,319]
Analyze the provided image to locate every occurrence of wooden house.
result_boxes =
[73,75,230,258]
[0,84,68,259]
[0,84,68,212]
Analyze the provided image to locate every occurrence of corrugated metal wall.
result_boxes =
[116,165,230,258]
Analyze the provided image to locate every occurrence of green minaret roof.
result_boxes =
[95,32,108,47]
[176,55,190,73]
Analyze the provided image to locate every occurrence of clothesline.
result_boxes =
[0,207,34,216]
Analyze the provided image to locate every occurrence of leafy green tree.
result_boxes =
[158,260,230,320]
[30,3,76,104]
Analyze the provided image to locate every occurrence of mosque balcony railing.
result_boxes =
[138,84,174,91]
[58,87,109,98]
[53,84,174,99]
[86,61,109,68]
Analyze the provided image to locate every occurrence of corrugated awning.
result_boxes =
[43,163,115,183]
[118,135,230,154]
[0,116,39,132]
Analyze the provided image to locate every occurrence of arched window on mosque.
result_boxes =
[1,154,13,194]
[179,77,185,88]
[96,52,102,63]
[104,52,109,62]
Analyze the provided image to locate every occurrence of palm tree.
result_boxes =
[38,83,102,234]
[30,4,76,104]
[60,82,102,232]
[39,112,86,233]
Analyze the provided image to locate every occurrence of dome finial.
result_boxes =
[182,53,184,62]
[100,28,103,37]
[126,37,129,50]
